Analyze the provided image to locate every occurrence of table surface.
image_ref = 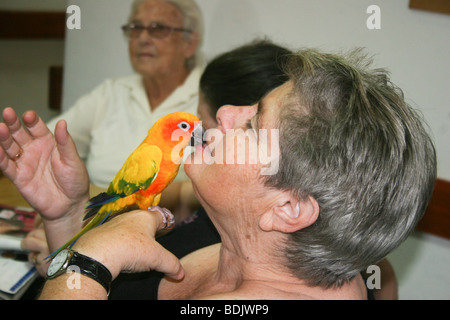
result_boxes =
[0,176,106,208]
[0,176,29,208]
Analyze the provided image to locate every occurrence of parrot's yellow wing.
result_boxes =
[109,143,162,196]
[83,144,162,221]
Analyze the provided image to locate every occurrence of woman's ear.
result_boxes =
[259,195,319,233]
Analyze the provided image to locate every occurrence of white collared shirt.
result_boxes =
[47,67,202,188]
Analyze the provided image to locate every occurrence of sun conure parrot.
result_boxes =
[46,112,200,260]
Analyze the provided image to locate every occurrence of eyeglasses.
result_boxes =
[122,22,192,39]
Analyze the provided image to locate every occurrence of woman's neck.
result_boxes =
[210,235,368,300]
[142,68,190,110]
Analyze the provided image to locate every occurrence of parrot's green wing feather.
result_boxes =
[108,143,162,196]
[84,144,162,220]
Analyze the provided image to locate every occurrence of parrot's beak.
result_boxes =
[190,124,205,147]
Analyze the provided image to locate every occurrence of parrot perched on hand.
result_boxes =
[46,112,200,261]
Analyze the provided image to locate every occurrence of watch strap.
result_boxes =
[69,250,112,295]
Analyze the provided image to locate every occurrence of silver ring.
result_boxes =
[148,206,175,230]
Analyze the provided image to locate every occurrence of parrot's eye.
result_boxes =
[177,121,190,131]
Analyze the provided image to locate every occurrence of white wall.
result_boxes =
[60,0,450,299]
[62,0,133,111]
[388,232,450,299]
[63,0,450,181]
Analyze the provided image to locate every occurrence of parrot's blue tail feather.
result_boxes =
[84,192,121,220]
[83,206,101,221]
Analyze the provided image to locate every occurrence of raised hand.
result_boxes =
[0,107,89,222]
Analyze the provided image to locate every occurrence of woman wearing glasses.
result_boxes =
[46,0,204,195]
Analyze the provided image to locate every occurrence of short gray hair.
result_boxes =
[265,48,437,288]
[128,0,204,70]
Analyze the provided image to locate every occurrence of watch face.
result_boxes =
[47,249,70,277]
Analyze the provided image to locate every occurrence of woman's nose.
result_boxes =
[137,28,154,45]
[216,105,257,132]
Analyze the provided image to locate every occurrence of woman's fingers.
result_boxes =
[21,228,47,252]
[22,110,53,139]
[54,120,81,165]
[150,244,185,281]
[0,121,23,163]
[3,108,34,147]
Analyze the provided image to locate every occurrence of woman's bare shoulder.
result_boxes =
[157,243,221,299]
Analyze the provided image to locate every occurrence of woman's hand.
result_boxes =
[39,209,183,300]
[0,108,90,222]
[72,209,184,281]
[22,227,50,277]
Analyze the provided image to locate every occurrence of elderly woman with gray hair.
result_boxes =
[1,47,436,299]
[47,0,204,189]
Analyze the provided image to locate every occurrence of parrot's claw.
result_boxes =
[148,206,175,230]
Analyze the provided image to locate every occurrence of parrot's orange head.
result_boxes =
[148,112,200,151]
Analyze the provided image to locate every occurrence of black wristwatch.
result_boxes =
[47,248,112,295]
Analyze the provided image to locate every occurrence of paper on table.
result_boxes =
[0,205,36,252]
[0,256,37,295]
[0,234,23,251]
